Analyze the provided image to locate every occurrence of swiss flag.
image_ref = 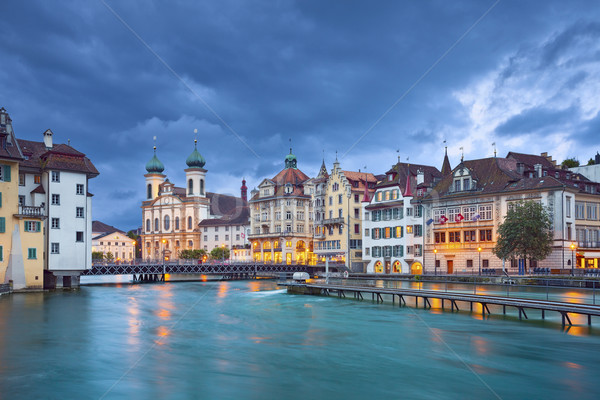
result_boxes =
[439,215,448,224]
[455,213,464,223]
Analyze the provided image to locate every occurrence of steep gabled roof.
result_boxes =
[18,139,99,177]
[425,157,522,200]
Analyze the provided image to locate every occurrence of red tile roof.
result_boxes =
[18,139,99,177]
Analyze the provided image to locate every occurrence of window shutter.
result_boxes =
[400,226,403,238]
[0,192,2,207]
[399,245,404,257]
[36,221,41,232]
[4,165,10,182]
[0,217,5,233]
[0,245,2,261]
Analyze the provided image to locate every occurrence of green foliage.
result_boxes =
[587,158,595,166]
[92,251,104,260]
[105,252,114,261]
[561,157,580,168]
[210,247,230,260]
[127,230,141,258]
[179,249,207,259]
[493,200,553,270]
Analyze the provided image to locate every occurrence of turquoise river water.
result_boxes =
[1,279,600,399]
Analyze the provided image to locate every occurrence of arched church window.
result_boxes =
[188,216,193,230]
[147,184,152,199]
[164,215,170,231]
[146,219,150,232]
[188,179,194,195]
[175,217,180,230]
[154,218,159,231]
[200,179,205,195]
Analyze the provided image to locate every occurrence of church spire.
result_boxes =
[441,146,451,176]
[317,159,328,178]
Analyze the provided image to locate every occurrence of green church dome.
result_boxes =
[146,146,165,173]
[285,148,297,169]
[186,140,206,168]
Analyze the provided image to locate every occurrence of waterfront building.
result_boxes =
[16,129,98,288]
[419,152,600,274]
[314,159,376,271]
[140,140,246,261]
[198,201,250,253]
[0,108,41,290]
[248,149,315,264]
[91,221,135,262]
[362,161,442,274]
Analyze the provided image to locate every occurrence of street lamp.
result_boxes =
[434,249,437,276]
[478,247,482,276]
[162,239,167,276]
[570,242,576,276]
[132,241,136,265]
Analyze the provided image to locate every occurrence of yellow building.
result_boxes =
[574,190,600,269]
[0,107,44,290]
[314,159,376,271]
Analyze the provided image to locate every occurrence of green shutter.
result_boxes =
[399,245,404,257]
[0,192,2,207]
[36,221,41,232]
[28,248,36,259]
[4,165,10,182]
[0,245,2,261]
[400,226,403,238]
[0,217,5,233]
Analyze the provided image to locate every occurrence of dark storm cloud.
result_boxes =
[1,0,600,228]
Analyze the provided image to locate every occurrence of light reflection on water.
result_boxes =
[1,281,600,399]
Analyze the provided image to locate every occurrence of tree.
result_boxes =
[105,252,115,261]
[210,247,230,261]
[127,230,141,258]
[561,157,580,168]
[587,158,595,166]
[179,249,207,259]
[92,251,104,261]
[493,200,553,273]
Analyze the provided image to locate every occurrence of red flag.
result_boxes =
[455,213,464,223]
[439,215,448,224]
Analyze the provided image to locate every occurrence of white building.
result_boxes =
[18,130,98,288]
[91,221,136,263]
[362,162,442,274]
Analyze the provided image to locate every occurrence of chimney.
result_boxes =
[240,179,248,203]
[43,129,53,149]
[416,169,424,185]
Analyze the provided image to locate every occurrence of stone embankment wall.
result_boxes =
[0,283,11,295]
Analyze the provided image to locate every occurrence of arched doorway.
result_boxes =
[392,260,402,273]
[374,261,383,273]
[411,262,422,275]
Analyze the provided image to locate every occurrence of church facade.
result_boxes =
[140,140,248,261]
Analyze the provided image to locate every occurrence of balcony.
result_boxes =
[314,232,325,239]
[15,205,46,218]
[323,217,344,226]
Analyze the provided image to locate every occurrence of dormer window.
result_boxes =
[388,174,393,181]
[454,179,461,192]
[463,178,470,191]
[285,184,293,194]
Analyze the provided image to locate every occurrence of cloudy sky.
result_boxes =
[2,0,600,229]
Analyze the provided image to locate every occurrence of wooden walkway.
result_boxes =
[288,283,600,327]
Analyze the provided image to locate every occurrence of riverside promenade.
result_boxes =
[283,277,600,327]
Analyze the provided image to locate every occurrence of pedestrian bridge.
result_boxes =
[81,263,340,281]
